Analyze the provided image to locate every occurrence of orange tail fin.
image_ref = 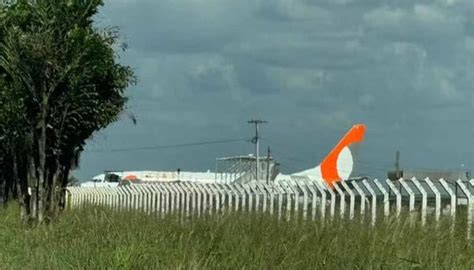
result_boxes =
[320,124,366,187]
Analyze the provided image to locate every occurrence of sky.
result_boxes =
[75,0,474,181]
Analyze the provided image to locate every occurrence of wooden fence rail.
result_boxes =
[67,178,474,238]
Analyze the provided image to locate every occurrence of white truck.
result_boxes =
[80,172,122,187]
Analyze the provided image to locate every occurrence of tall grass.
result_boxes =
[0,205,472,269]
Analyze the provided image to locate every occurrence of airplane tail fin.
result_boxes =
[294,124,366,187]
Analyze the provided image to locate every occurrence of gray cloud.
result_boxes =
[75,0,474,180]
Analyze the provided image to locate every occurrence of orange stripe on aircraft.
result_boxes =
[320,124,366,187]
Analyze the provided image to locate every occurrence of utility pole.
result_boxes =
[395,150,400,179]
[266,147,271,184]
[248,119,267,181]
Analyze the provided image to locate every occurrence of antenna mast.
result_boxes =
[248,119,267,181]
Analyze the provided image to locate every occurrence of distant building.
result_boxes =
[387,170,470,182]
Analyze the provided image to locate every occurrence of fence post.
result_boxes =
[198,183,207,215]
[116,186,124,211]
[157,184,164,216]
[439,179,456,218]
[412,178,427,226]
[79,187,86,208]
[124,186,133,211]
[84,188,91,206]
[81,187,87,208]
[218,184,227,213]
[224,184,233,212]
[399,179,415,212]
[105,188,112,208]
[215,183,225,213]
[68,187,75,208]
[456,179,472,239]
[341,181,355,220]
[296,181,309,220]
[158,184,169,216]
[352,181,365,220]
[373,179,389,218]
[163,184,173,214]
[238,183,247,211]
[277,182,285,220]
[64,188,71,210]
[181,183,192,217]
[177,184,187,216]
[279,181,292,221]
[235,183,246,212]
[250,183,260,212]
[170,184,179,214]
[287,182,299,219]
[206,184,217,215]
[305,181,318,220]
[214,184,221,213]
[324,182,336,219]
[386,180,401,217]
[86,187,92,208]
[66,187,74,209]
[70,187,77,208]
[108,188,115,209]
[106,188,112,207]
[130,185,138,211]
[200,184,210,215]
[264,183,275,215]
[256,183,267,213]
[175,184,185,214]
[96,188,103,206]
[334,182,345,219]
[136,185,145,212]
[314,182,326,219]
[400,178,416,225]
[151,185,159,215]
[210,183,219,214]
[92,188,100,206]
[425,179,441,222]
[362,180,376,226]
[243,184,253,213]
[129,186,137,210]
[85,188,90,208]
[133,185,142,212]
[149,185,159,215]
[232,184,240,212]
[72,187,78,208]
[189,183,199,216]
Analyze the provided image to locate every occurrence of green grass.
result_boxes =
[0,205,472,269]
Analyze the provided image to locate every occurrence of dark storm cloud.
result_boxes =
[75,0,474,180]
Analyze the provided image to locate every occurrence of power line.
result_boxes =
[89,138,248,153]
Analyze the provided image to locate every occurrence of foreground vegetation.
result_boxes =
[0,205,472,269]
[0,0,134,222]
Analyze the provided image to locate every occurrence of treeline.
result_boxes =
[0,0,134,223]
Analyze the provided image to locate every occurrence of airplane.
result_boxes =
[80,124,366,189]
[274,123,366,188]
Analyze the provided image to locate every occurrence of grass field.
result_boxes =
[0,205,472,269]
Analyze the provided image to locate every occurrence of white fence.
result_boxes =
[67,178,474,237]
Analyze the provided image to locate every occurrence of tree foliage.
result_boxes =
[0,0,135,222]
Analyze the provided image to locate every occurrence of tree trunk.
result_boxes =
[13,152,30,222]
[58,164,71,212]
[37,95,47,223]
[3,176,9,208]
[49,167,60,216]
[27,154,37,220]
